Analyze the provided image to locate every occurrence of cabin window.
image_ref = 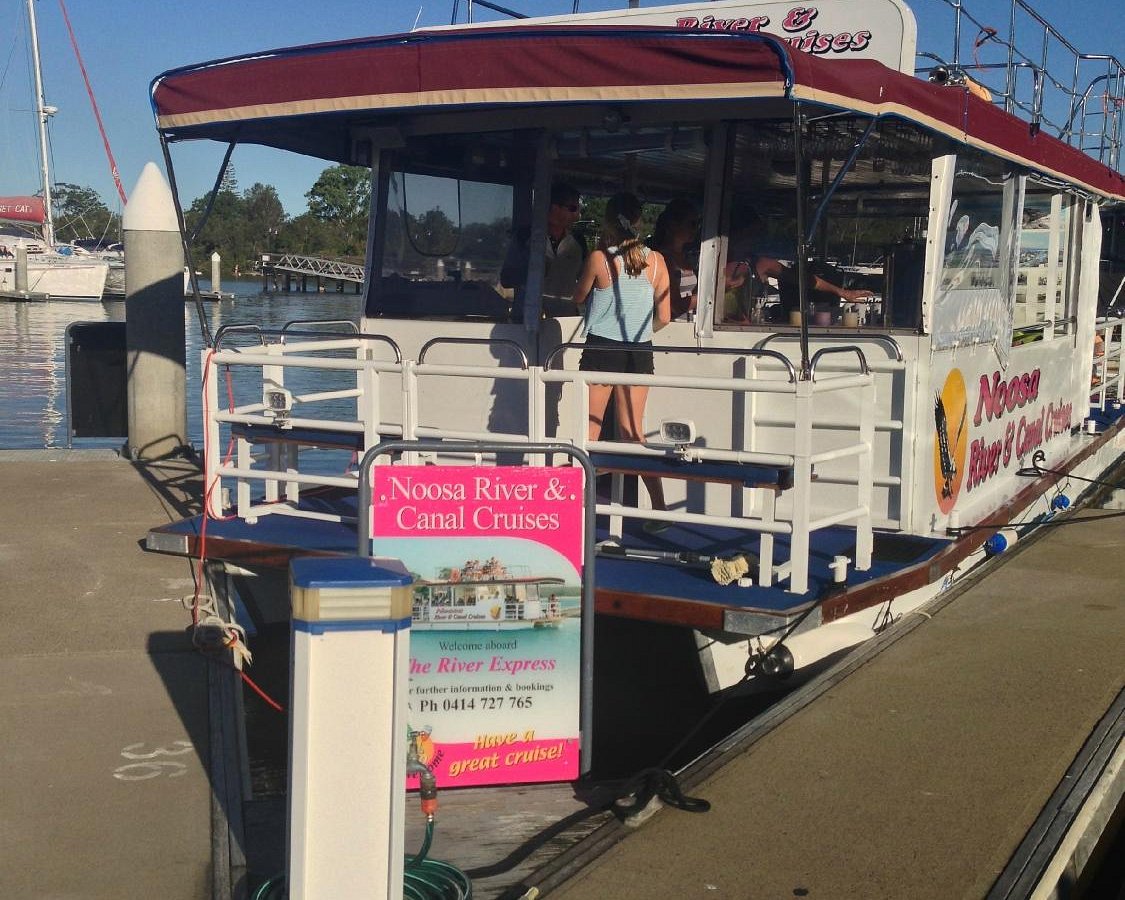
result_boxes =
[549,123,709,320]
[369,136,517,320]
[718,119,931,329]
[1015,189,1077,342]
[932,151,1022,363]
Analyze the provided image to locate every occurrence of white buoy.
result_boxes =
[123,162,186,459]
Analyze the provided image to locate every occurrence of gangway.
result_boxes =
[259,252,364,293]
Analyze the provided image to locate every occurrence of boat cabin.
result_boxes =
[149,0,1124,686]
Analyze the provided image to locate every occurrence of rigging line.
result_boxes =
[57,0,126,205]
[189,142,236,243]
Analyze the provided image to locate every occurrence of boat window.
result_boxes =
[1015,190,1078,342]
[369,134,517,320]
[932,151,1022,363]
[719,119,932,330]
[549,123,708,317]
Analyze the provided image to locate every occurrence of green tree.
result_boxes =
[242,182,286,265]
[306,165,371,256]
[52,183,120,244]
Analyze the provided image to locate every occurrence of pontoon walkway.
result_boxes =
[0,452,216,899]
[529,506,1125,899]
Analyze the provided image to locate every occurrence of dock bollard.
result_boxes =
[288,557,413,900]
[123,162,186,458]
[15,246,28,292]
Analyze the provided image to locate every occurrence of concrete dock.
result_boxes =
[2,451,1121,899]
[538,508,1125,899]
[0,452,215,899]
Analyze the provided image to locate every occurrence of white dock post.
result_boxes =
[211,251,221,294]
[288,558,412,900]
[123,162,186,459]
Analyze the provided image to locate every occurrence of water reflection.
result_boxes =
[0,282,364,450]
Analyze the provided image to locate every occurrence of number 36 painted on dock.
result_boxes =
[112,740,194,781]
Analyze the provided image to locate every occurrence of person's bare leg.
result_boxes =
[587,383,613,442]
[615,384,666,512]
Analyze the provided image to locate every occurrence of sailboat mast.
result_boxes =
[27,0,55,247]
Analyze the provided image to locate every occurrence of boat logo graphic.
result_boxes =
[933,368,969,513]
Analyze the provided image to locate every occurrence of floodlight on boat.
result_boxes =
[264,387,292,422]
[659,419,697,446]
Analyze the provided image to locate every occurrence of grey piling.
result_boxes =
[211,251,221,294]
[15,246,28,292]
[123,162,187,459]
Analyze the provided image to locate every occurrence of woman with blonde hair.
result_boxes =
[573,192,672,531]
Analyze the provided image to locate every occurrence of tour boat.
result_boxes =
[411,559,566,630]
[146,0,1124,708]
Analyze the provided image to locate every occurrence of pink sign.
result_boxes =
[372,465,586,787]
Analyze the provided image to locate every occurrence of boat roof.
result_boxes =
[151,25,1125,202]
[417,575,566,587]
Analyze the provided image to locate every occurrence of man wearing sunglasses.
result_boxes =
[501,182,587,318]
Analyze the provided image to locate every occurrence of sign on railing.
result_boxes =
[361,443,594,787]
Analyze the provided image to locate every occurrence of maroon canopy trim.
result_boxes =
[151,26,1125,202]
[152,28,789,128]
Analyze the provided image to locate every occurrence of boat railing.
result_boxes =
[534,352,876,594]
[202,325,405,521]
[203,329,877,594]
[1091,314,1124,410]
[753,332,912,529]
[921,0,1123,168]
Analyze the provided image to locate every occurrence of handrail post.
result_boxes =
[400,360,418,460]
[203,348,223,518]
[855,375,875,571]
[789,379,814,594]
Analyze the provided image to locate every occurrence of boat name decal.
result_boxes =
[676,6,873,54]
[410,656,557,676]
[973,367,1040,426]
[965,396,1073,492]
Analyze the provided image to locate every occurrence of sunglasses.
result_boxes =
[555,203,580,212]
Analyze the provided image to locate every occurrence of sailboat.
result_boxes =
[0,0,108,301]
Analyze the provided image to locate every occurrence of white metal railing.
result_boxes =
[921,0,1124,169]
[1092,315,1124,410]
[202,327,405,522]
[202,331,878,594]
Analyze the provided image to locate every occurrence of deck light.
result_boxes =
[660,419,697,446]
[264,387,292,422]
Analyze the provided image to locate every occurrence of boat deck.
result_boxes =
[147,491,949,626]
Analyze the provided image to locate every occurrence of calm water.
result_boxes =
[0,280,365,450]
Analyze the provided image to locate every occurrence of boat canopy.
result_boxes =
[151,25,1125,202]
[0,196,47,225]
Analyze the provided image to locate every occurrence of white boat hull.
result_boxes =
[0,257,109,300]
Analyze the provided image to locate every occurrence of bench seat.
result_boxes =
[590,451,793,490]
[230,422,365,453]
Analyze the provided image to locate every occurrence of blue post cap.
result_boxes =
[290,556,413,625]
[291,556,411,590]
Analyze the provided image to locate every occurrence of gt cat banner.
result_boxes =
[371,465,585,787]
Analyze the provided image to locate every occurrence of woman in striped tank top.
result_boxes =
[573,193,672,528]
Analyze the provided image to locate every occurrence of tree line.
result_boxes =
[52,163,372,277]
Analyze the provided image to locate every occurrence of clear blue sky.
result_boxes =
[1,0,1121,220]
